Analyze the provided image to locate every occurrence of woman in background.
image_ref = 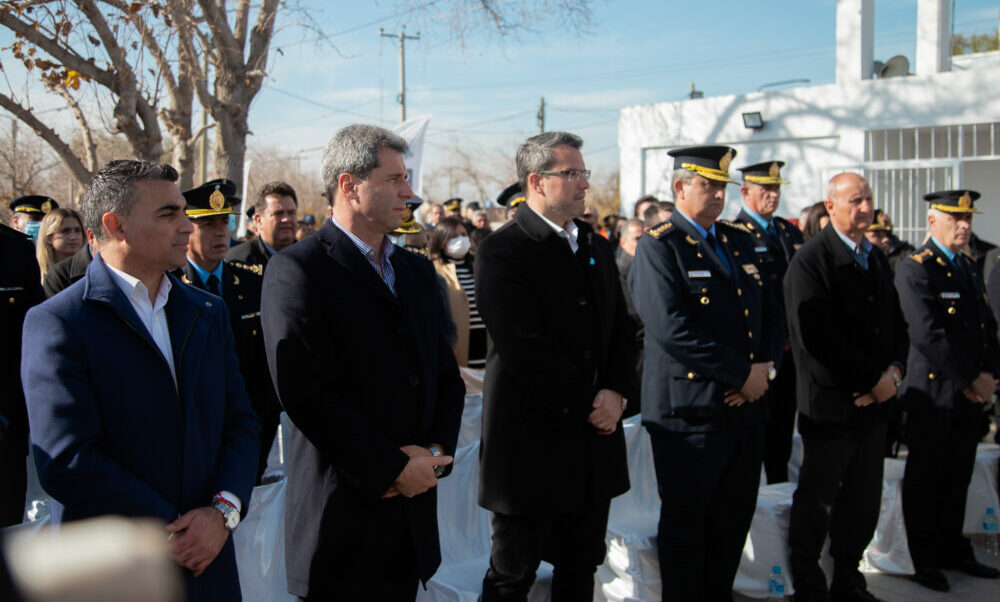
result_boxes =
[801,201,830,241]
[429,216,487,369]
[35,208,84,282]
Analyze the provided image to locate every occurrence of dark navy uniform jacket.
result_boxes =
[629,212,783,433]
[733,209,803,342]
[225,236,272,273]
[894,240,1000,415]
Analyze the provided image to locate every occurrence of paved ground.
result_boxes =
[735,538,1000,601]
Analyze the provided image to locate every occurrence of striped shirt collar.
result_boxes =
[330,215,397,295]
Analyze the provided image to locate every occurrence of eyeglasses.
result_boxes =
[538,169,591,183]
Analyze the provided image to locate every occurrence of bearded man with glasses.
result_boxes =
[475,131,635,601]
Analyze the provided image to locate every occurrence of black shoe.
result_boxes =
[828,587,882,602]
[943,557,1000,578]
[912,568,950,592]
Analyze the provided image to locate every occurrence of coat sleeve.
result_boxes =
[474,237,596,424]
[211,303,261,514]
[22,306,178,522]
[261,253,409,502]
[629,235,751,391]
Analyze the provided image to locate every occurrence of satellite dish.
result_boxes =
[879,55,910,78]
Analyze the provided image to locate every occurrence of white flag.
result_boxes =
[393,115,432,197]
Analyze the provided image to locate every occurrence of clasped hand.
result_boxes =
[588,389,624,435]
[725,362,773,406]
[166,507,229,577]
[383,445,453,499]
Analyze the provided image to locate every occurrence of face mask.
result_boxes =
[24,220,41,241]
[446,235,471,259]
[389,233,408,247]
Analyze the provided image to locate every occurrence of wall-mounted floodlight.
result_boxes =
[742,112,765,130]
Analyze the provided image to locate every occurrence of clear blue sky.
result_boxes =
[251,0,1000,178]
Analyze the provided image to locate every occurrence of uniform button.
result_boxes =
[928,373,935,380]
[251,329,258,336]
[749,353,755,360]
[947,307,956,315]
[748,331,753,338]
[238,294,244,300]
[687,372,695,379]
[7,297,13,304]
[700,296,710,305]
[744,309,749,317]
[737,288,743,296]
[408,374,420,386]
[697,252,703,258]
[946,272,952,278]
[701,287,708,293]
[733,250,740,257]
[578,298,589,307]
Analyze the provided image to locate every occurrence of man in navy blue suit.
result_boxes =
[21,160,260,602]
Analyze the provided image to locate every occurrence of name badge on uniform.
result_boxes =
[687,270,711,279]
[742,264,759,275]
[754,246,768,253]
[939,292,961,300]
[0,286,25,291]
[240,311,261,320]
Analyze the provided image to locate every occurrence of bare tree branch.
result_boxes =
[55,86,99,173]
[0,92,92,185]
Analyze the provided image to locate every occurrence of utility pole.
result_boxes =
[200,51,209,182]
[537,97,545,134]
[380,26,420,123]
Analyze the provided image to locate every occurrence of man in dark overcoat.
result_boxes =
[784,172,908,602]
[261,124,464,601]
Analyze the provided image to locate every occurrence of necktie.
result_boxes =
[766,223,779,242]
[705,233,731,272]
[207,274,220,296]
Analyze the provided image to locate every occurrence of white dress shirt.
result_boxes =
[105,264,177,388]
[528,205,580,253]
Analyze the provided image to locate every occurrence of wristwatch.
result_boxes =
[211,497,240,532]
[620,396,628,413]
[427,444,446,478]
[768,366,777,381]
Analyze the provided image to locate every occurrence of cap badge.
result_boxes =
[41,200,52,214]
[958,192,972,209]
[769,162,780,178]
[402,207,413,222]
[719,151,732,173]
[209,189,226,211]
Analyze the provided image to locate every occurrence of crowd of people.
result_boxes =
[1,124,1000,602]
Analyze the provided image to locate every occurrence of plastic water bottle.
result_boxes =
[768,565,786,600]
[985,508,1000,556]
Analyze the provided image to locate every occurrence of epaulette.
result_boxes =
[908,249,933,264]
[720,220,751,235]
[648,221,674,239]
[403,245,430,259]
[229,260,263,276]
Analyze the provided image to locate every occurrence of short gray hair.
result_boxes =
[670,168,694,200]
[516,131,583,191]
[322,124,409,203]
[83,159,179,241]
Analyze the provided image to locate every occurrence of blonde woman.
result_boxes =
[35,208,84,282]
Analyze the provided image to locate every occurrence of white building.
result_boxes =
[618,0,1000,243]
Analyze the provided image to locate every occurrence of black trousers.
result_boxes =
[0,432,27,528]
[902,410,981,572]
[481,501,611,601]
[649,425,765,602]
[763,350,796,484]
[788,417,886,600]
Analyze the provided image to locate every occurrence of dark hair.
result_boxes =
[428,216,467,260]
[633,194,658,218]
[83,159,178,241]
[802,201,829,241]
[659,200,675,211]
[255,181,298,214]
[469,227,491,250]
[516,131,584,191]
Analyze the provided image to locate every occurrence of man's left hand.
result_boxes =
[588,389,623,435]
[167,507,230,577]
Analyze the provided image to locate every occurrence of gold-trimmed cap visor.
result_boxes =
[496,182,525,207]
[924,189,981,214]
[10,195,58,214]
[392,196,424,234]
[668,145,739,184]
[183,178,238,217]
[740,160,789,185]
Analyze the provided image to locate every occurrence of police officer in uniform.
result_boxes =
[733,160,803,484]
[175,179,280,482]
[894,190,1000,592]
[8,195,58,239]
[0,223,45,527]
[394,197,430,255]
[496,182,526,220]
[865,210,914,273]
[629,145,782,600]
